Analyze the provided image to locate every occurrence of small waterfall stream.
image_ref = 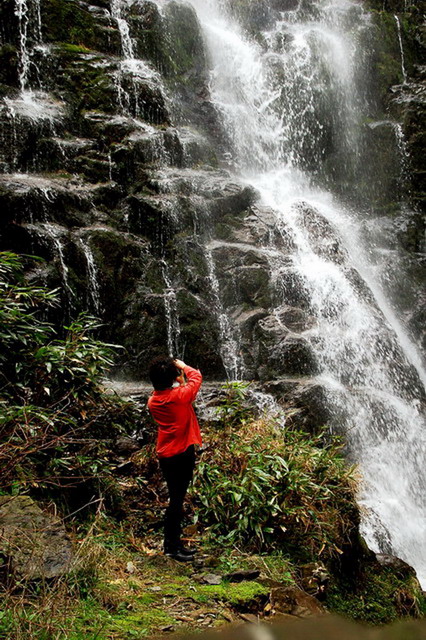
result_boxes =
[78,236,102,315]
[15,0,42,90]
[189,0,426,585]
[40,222,75,304]
[205,246,242,380]
[394,15,408,84]
[160,259,181,358]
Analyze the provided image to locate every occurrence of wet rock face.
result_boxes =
[0,0,423,437]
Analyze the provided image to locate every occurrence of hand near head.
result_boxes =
[173,358,186,370]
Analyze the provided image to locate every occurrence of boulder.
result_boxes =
[270,585,326,618]
[299,562,330,598]
[0,496,73,579]
[114,435,141,457]
[375,554,418,579]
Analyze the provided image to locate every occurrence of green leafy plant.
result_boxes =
[192,383,358,560]
[0,252,140,505]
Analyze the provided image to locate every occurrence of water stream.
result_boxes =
[160,259,182,358]
[394,15,408,84]
[189,0,426,586]
[78,236,102,316]
[205,246,242,380]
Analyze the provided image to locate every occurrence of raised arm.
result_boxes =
[174,360,202,403]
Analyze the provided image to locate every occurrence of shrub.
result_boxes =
[0,252,140,509]
[192,383,358,560]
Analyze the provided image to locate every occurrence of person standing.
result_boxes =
[147,356,202,561]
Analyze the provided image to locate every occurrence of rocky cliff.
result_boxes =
[0,0,424,427]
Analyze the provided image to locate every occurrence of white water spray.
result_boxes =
[78,236,102,316]
[394,15,408,84]
[205,246,242,380]
[161,259,182,358]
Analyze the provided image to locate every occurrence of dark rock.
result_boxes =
[114,435,141,456]
[209,184,258,220]
[251,315,317,380]
[263,379,331,434]
[0,496,73,579]
[375,553,417,579]
[270,585,326,618]
[224,569,261,583]
[276,306,316,332]
[297,203,347,264]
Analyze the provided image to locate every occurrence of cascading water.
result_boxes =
[14,0,42,91]
[40,222,75,304]
[394,15,408,85]
[78,236,102,316]
[10,0,61,114]
[110,0,166,118]
[189,0,426,585]
[205,245,242,380]
[160,259,182,358]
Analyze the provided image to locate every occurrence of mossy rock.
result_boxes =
[130,0,206,86]
[368,11,412,104]
[176,288,226,378]
[52,53,117,115]
[42,0,97,48]
[326,558,426,624]
[0,44,18,86]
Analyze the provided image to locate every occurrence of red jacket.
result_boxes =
[147,365,203,458]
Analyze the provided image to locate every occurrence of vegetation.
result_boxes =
[0,513,272,639]
[0,253,424,637]
[192,382,358,561]
[0,252,140,510]
[326,564,426,625]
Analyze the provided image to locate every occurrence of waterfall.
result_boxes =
[78,237,102,316]
[110,0,166,118]
[394,15,408,84]
[189,0,426,586]
[14,0,42,91]
[205,246,242,380]
[160,259,181,358]
[40,222,75,304]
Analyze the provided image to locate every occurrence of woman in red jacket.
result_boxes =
[148,356,202,561]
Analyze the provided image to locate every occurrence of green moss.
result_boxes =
[195,581,269,606]
[158,578,269,606]
[58,43,92,54]
[43,0,97,48]
[326,565,426,625]
[72,596,175,639]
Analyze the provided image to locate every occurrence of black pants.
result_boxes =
[159,445,195,553]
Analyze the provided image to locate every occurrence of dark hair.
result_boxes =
[149,356,180,390]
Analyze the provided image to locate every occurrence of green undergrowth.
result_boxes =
[326,564,426,625]
[0,252,141,510]
[189,382,358,563]
[1,254,425,636]
[0,515,273,639]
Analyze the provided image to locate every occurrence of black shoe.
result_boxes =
[165,550,194,562]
